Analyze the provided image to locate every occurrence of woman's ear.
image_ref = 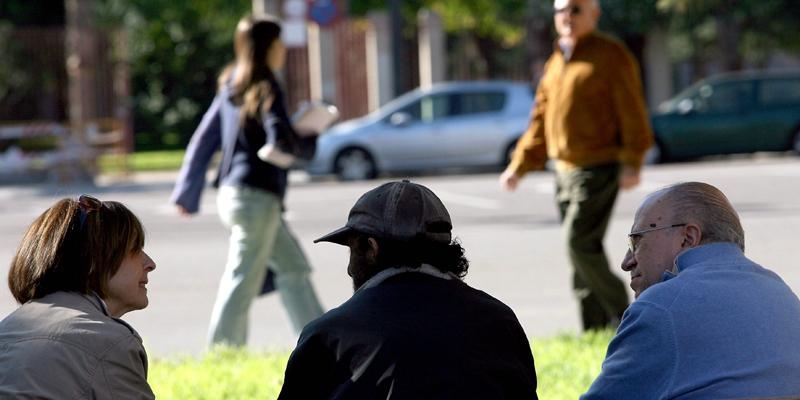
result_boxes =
[683,224,702,248]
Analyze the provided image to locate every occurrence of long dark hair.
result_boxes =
[218,15,282,122]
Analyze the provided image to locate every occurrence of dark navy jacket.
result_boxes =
[279,270,539,399]
[171,79,311,213]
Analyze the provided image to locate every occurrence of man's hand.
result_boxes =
[499,168,521,192]
[619,165,641,190]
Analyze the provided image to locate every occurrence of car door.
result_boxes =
[368,93,452,170]
[753,77,800,151]
[434,90,510,167]
[667,80,756,157]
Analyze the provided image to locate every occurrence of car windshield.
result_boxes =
[658,82,705,113]
[366,88,428,118]
[366,84,508,120]
[392,91,507,123]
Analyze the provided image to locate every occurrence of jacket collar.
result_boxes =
[82,291,140,337]
[88,291,111,316]
[661,242,746,282]
[357,264,458,293]
[553,30,600,57]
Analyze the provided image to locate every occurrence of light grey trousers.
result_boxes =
[208,185,324,347]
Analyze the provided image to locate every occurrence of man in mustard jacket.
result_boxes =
[500,0,653,330]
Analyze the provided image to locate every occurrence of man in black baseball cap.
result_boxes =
[278,180,538,399]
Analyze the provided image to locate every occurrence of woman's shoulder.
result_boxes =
[0,293,149,399]
[1,292,142,349]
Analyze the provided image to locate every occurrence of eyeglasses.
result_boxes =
[554,4,582,16]
[78,194,102,229]
[627,223,686,253]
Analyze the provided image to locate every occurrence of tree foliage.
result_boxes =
[348,0,798,82]
[95,0,250,149]
[3,0,800,151]
[657,0,800,69]
[350,0,527,46]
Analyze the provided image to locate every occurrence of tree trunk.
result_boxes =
[525,3,552,86]
[715,14,742,71]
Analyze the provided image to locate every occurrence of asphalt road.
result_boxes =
[1,155,799,358]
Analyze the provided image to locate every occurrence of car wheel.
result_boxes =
[334,148,377,181]
[644,140,663,164]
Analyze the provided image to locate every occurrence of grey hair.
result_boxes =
[656,182,745,251]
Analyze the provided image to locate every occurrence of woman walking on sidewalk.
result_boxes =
[171,14,324,347]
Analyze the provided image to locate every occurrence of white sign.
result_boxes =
[282,0,308,47]
[282,20,307,47]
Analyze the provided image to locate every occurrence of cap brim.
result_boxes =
[313,226,354,245]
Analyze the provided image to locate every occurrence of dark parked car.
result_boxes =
[648,70,800,163]
[305,81,534,180]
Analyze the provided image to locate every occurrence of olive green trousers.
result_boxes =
[555,163,629,330]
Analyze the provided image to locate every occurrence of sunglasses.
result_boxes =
[78,194,102,229]
[554,5,582,16]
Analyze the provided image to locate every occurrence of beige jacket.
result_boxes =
[0,291,155,399]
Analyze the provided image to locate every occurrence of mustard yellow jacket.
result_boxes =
[508,31,653,174]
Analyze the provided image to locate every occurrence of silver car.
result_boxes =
[305,81,534,180]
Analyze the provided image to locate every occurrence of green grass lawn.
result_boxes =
[149,330,612,400]
[99,149,187,173]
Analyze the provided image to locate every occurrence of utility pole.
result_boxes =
[417,9,444,90]
[65,0,97,132]
[65,0,98,180]
[389,0,409,96]
[526,0,552,86]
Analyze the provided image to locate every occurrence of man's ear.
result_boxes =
[366,237,379,263]
[683,224,702,248]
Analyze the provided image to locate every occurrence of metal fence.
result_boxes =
[0,26,130,181]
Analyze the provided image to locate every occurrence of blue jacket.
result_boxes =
[582,242,800,399]
[171,79,308,213]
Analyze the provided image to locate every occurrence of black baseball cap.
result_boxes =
[314,180,452,245]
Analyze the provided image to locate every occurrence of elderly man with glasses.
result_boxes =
[582,181,800,399]
[500,0,653,331]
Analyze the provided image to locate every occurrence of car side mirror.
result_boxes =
[389,112,413,127]
[677,99,695,115]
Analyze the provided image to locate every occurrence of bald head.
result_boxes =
[553,0,601,42]
[644,182,745,251]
